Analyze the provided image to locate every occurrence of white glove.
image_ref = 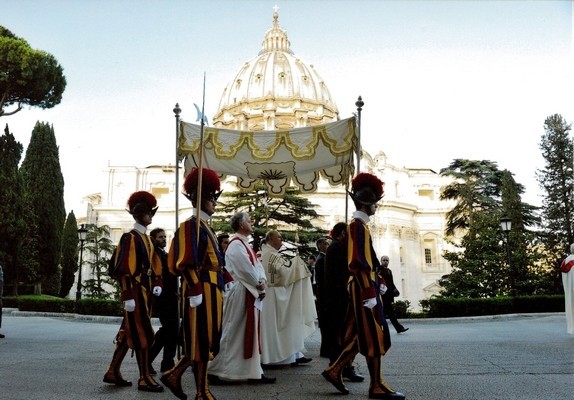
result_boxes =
[123,299,136,312]
[224,281,235,291]
[188,294,203,308]
[363,297,377,309]
[379,284,388,295]
[152,286,162,296]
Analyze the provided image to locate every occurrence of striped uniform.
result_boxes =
[112,229,163,350]
[168,217,225,362]
[340,217,387,358]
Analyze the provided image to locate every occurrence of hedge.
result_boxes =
[420,295,565,318]
[3,295,123,316]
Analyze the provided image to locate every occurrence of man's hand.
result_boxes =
[379,284,388,295]
[123,299,136,312]
[188,294,203,308]
[257,280,266,300]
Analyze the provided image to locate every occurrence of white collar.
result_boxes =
[352,210,370,224]
[191,208,212,222]
[133,222,147,234]
[261,242,279,253]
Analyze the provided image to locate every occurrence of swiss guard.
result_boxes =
[322,172,406,400]
[103,190,164,392]
[161,167,231,400]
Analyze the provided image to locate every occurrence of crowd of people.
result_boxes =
[102,167,408,399]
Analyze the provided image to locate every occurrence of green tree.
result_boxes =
[15,191,40,294]
[440,212,508,298]
[20,122,65,295]
[439,159,504,237]
[500,170,544,296]
[59,211,79,298]
[81,224,118,300]
[0,26,66,117]
[438,161,543,298]
[536,114,574,274]
[0,123,25,294]
[213,183,328,257]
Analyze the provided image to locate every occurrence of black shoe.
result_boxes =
[103,372,133,387]
[296,356,313,364]
[0,333,5,339]
[248,374,276,384]
[137,377,164,392]
[208,374,232,385]
[321,370,349,394]
[397,327,409,334]
[369,390,406,399]
[342,366,365,382]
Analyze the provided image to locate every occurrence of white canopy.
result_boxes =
[178,117,357,195]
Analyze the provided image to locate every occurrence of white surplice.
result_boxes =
[208,233,267,380]
[561,254,574,334]
[259,243,317,364]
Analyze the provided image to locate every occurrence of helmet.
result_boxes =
[183,167,222,205]
[349,172,384,206]
[127,191,158,217]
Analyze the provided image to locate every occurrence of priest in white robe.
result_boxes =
[260,230,317,365]
[560,243,574,334]
[208,212,276,383]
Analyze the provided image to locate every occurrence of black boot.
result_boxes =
[192,361,217,400]
[103,330,132,387]
[321,341,357,394]
[366,357,405,399]
[135,350,164,392]
[160,356,190,400]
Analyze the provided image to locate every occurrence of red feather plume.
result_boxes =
[351,172,384,198]
[127,191,157,210]
[183,167,221,195]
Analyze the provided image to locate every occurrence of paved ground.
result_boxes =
[0,310,573,400]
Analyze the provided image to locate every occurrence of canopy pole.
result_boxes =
[355,96,364,173]
[195,73,207,243]
[172,102,182,359]
[173,103,182,231]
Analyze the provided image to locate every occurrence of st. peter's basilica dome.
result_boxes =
[213,11,339,131]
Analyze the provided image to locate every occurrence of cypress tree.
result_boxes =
[59,211,79,298]
[0,124,25,295]
[20,121,65,294]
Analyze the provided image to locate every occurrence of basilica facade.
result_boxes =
[78,11,456,311]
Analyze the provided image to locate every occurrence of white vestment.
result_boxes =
[208,234,267,380]
[561,254,574,334]
[259,243,317,364]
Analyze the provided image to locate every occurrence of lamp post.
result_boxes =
[499,216,514,297]
[76,224,88,301]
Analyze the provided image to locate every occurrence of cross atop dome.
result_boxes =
[261,4,291,54]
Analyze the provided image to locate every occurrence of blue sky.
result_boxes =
[2,0,572,213]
